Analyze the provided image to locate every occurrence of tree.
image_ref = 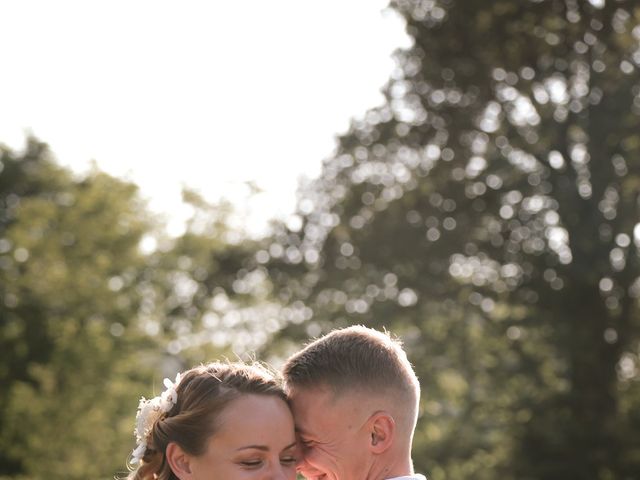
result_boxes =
[265,1,640,479]
[139,188,283,367]
[0,138,158,479]
[0,138,286,479]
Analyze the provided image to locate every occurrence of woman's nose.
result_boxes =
[269,464,295,480]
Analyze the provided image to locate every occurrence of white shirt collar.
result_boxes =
[387,475,427,480]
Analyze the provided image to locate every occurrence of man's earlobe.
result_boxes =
[166,442,194,479]
[369,412,395,454]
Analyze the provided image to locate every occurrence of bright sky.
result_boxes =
[0,1,410,236]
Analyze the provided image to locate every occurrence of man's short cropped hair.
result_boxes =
[283,325,420,412]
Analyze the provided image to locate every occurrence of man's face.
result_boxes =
[287,386,372,480]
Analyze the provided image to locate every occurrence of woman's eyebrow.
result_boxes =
[236,445,269,452]
[236,441,298,452]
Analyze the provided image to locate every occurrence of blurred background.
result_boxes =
[2,1,640,479]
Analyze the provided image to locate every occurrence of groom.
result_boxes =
[283,325,427,480]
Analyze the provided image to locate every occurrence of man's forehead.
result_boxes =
[289,383,377,404]
[290,391,351,442]
[287,389,326,438]
[288,384,334,407]
[289,385,369,427]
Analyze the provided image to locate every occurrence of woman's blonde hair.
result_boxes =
[126,361,285,480]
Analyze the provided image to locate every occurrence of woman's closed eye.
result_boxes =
[238,451,297,468]
[239,459,263,468]
[280,455,297,465]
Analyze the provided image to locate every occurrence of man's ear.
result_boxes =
[166,442,194,479]
[368,411,395,454]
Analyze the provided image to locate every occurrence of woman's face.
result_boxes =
[189,394,298,480]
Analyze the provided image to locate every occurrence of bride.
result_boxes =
[125,361,298,480]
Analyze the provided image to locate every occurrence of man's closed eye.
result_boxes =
[300,440,315,450]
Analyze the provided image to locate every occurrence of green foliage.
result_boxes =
[4,2,640,479]
[138,187,282,366]
[0,138,278,479]
[265,1,640,478]
[0,138,160,479]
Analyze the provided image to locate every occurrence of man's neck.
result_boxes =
[367,453,414,480]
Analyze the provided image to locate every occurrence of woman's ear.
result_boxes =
[166,442,194,479]
[368,411,395,454]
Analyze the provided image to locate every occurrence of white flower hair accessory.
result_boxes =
[130,372,182,465]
